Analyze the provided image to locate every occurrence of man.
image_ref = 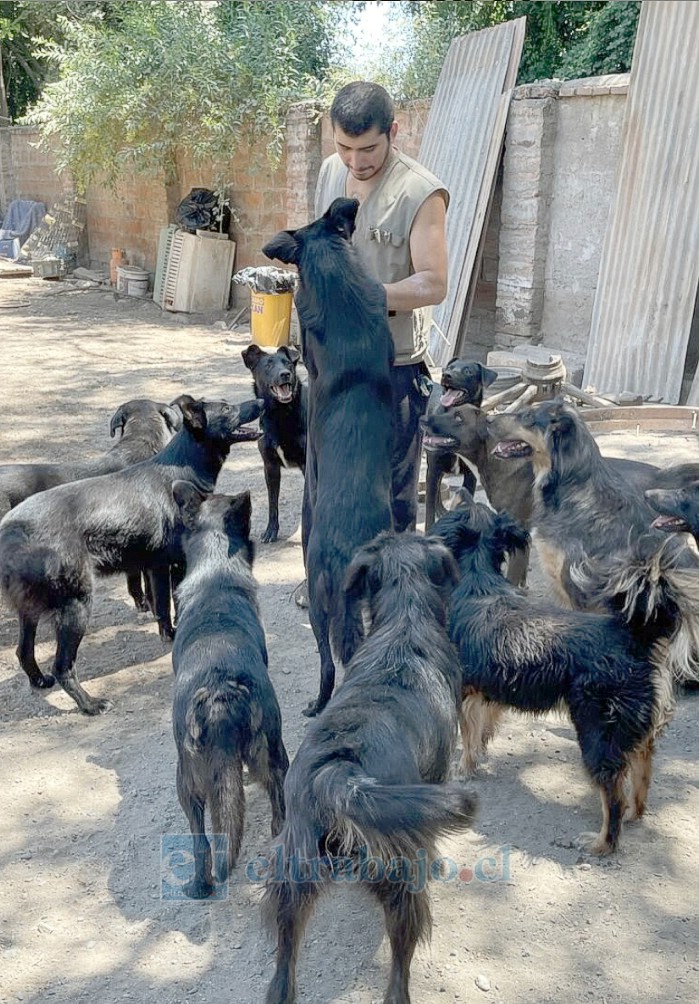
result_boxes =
[314,80,449,533]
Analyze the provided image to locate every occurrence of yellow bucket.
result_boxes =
[250,291,293,347]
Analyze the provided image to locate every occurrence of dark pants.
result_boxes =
[390,361,432,533]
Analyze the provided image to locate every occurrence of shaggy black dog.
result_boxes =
[263,197,393,716]
[423,360,497,529]
[263,531,477,1004]
[242,344,307,543]
[487,397,663,607]
[171,482,288,898]
[0,396,262,715]
[431,499,699,855]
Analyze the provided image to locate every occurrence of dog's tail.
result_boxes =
[184,682,254,878]
[314,762,478,863]
[570,533,699,684]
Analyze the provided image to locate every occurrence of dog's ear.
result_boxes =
[492,511,530,558]
[262,230,299,265]
[278,344,300,366]
[343,537,384,603]
[177,396,207,435]
[242,345,265,371]
[224,489,252,541]
[424,537,461,590]
[109,404,128,439]
[159,403,182,433]
[326,197,360,240]
[172,480,206,529]
[479,364,499,389]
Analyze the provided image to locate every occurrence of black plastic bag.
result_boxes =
[175,188,231,234]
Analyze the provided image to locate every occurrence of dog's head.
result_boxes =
[440,359,498,408]
[646,483,699,537]
[241,344,301,405]
[109,399,182,438]
[173,480,254,567]
[262,198,360,266]
[344,531,460,632]
[421,402,486,457]
[172,394,264,446]
[429,498,530,578]
[488,397,586,478]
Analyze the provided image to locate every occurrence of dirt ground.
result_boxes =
[0,275,698,1004]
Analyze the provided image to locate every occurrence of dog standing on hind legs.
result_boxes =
[263,532,477,1004]
[430,499,699,855]
[171,482,288,898]
[263,197,394,716]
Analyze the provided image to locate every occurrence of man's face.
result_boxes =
[333,122,397,182]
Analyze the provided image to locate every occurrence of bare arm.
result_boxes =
[383,191,448,311]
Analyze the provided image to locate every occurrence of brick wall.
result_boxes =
[0,126,70,217]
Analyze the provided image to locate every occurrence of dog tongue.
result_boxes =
[440,389,463,407]
[274,384,293,403]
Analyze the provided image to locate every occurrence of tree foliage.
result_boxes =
[23,0,342,190]
[399,1,640,99]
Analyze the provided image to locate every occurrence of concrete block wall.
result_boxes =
[0,126,71,217]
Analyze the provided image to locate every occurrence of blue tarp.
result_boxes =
[0,199,47,258]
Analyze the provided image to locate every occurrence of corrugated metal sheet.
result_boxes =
[419,18,526,367]
[584,1,699,404]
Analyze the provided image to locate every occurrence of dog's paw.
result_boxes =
[260,526,279,544]
[30,672,56,690]
[159,625,175,643]
[80,697,114,716]
[183,877,215,899]
[302,699,324,718]
[576,830,615,856]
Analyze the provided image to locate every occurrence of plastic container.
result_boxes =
[250,290,293,347]
[116,264,149,298]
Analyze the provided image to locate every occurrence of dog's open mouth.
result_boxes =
[232,424,263,442]
[422,433,459,451]
[271,383,294,404]
[492,439,532,459]
[440,388,468,408]
[651,514,689,533]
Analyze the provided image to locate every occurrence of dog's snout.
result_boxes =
[279,369,292,383]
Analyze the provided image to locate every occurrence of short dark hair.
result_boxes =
[330,81,394,137]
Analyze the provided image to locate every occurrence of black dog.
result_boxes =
[171,482,288,898]
[0,398,181,518]
[0,396,262,715]
[647,481,699,543]
[242,344,307,543]
[263,531,477,1004]
[488,397,663,607]
[0,397,182,617]
[431,499,699,855]
[263,197,393,716]
[423,360,497,529]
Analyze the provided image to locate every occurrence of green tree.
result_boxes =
[26,0,340,208]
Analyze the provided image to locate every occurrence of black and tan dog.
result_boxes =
[242,344,307,543]
[263,198,393,716]
[423,360,497,529]
[0,396,262,715]
[431,499,699,855]
[422,402,533,585]
[487,397,663,607]
[171,482,288,898]
[263,531,477,1004]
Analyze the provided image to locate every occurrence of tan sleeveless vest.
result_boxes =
[315,149,449,366]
